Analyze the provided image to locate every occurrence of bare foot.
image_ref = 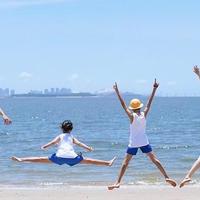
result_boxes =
[108,157,117,166]
[108,183,120,190]
[11,156,22,162]
[179,177,191,188]
[165,178,177,187]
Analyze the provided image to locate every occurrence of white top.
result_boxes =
[55,133,78,158]
[128,112,149,147]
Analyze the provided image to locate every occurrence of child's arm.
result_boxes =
[0,107,12,125]
[144,79,159,118]
[193,65,200,80]
[113,82,133,122]
[41,136,61,150]
[73,138,93,152]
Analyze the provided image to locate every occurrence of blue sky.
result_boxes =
[0,0,200,96]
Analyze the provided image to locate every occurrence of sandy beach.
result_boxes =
[0,186,200,200]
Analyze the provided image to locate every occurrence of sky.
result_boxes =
[0,0,200,96]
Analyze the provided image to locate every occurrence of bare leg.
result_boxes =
[12,156,51,163]
[147,152,177,187]
[80,157,116,166]
[108,154,133,190]
[180,157,200,188]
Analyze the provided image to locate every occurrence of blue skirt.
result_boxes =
[49,153,83,166]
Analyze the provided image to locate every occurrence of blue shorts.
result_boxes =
[126,144,152,155]
[49,153,83,166]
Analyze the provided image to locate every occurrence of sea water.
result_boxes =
[0,96,200,186]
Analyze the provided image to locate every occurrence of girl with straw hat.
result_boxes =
[108,79,176,190]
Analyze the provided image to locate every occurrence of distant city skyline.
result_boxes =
[0,86,200,97]
[0,87,72,96]
[30,87,72,95]
[0,1,200,96]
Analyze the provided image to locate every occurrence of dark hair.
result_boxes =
[61,120,73,133]
[133,108,141,112]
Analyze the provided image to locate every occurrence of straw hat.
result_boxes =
[129,99,143,110]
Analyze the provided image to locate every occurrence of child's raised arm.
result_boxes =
[0,107,12,125]
[73,138,93,152]
[41,136,61,150]
[193,65,200,80]
[113,82,133,121]
[144,79,159,118]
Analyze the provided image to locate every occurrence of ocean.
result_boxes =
[0,96,200,186]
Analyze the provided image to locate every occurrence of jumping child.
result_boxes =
[12,120,116,168]
[108,79,176,190]
[179,65,200,188]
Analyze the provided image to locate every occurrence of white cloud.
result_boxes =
[0,0,69,7]
[19,72,32,80]
[96,88,113,94]
[67,73,79,82]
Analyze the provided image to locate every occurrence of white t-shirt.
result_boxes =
[128,112,149,147]
[55,133,78,158]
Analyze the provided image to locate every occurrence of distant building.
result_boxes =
[10,90,15,96]
[60,88,72,94]
[4,88,9,96]
[56,88,60,94]
[50,88,55,94]
[44,89,49,94]
[0,88,10,97]
[0,88,3,96]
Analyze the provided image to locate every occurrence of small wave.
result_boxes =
[0,132,10,136]
[129,181,164,186]
[31,116,39,119]
[156,145,190,150]
[40,182,65,186]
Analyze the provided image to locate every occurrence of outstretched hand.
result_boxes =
[87,146,93,152]
[193,65,200,78]
[153,79,159,89]
[113,82,118,91]
[3,115,12,125]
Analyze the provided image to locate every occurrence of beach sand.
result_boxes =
[0,186,200,200]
